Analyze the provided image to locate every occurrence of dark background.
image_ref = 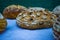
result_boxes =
[0,0,60,13]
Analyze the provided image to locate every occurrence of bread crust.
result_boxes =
[0,13,7,33]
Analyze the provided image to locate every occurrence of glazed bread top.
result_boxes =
[29,7,45,11]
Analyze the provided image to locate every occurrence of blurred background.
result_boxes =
[0,0,60,13]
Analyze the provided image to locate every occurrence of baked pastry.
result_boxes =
[0,13,7,33]
[53,6,60,17]
[16,8,57,29]
[53,16,60,40]
[3,5,27,19]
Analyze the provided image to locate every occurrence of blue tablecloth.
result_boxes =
[0,19,54,40]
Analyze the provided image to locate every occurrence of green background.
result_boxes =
[0,0,60,13]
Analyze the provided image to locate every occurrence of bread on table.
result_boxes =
[0,13,7,33]
[16,8,57,29]
[53,16,60,40]
[3,5,27,19]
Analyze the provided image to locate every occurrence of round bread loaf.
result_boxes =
[3,5,27,19]
[16,8,57,29]
[0,13,7,33]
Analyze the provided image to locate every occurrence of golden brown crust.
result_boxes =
[16,8,57,29]
[17,21,53,29]
[3,5,27,19]
[17,22,53,29]
[0,19,7,33]
[0,13,7,33]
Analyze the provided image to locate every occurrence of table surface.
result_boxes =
[0,19,54,40]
